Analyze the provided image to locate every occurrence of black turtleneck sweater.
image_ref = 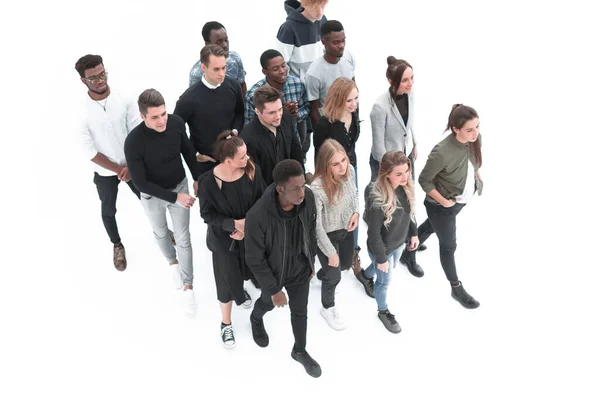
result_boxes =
[124,114,200,204]
[392,89,409,126]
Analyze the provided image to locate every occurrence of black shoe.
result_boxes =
[355,269,375,298]
[378,309,402,334]
[250,276,261,289]
[417,244,427,251]
[250,316,269,347]
[291,351,322,378]
[316,268,324,281]
[400,251,424,278]
[451,281,480,309]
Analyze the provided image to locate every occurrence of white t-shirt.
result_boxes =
[79,89,141,176]
[304,51,356,110]
[456,159,476,204]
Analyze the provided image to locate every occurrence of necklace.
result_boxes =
[94,97,108,111]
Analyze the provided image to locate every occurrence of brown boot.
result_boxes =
[113,243,127,271]
[169,229,176,246]
[352,247,363,276]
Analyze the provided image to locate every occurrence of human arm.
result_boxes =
[245,212,281,296]
[370,102,388,162]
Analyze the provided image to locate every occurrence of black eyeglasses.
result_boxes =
[83,70,108,84]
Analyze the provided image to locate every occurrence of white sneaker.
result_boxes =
[221,324,236,348]
[241,289,253,309]
[183,289,196,315]
[171,263,183,290]
[320,306,346,331]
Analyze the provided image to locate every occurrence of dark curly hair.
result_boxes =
[75,54,103,78]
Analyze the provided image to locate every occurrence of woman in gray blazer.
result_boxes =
[368,57,417,183]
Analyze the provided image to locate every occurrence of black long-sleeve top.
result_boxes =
[124,114,200,204]
[173,76,244,158]
[365,185,417,264]
[313,112,360,166]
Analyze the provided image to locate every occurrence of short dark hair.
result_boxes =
[253,85,283,112]
[202,21,226,43]
[201,44,227,66]
[273,159,304,187]
[321,20,344,37]
[260,49,283,69]
[138,89,165,116]
[75,54,103,78]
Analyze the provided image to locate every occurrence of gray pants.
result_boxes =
[140,178,193,285]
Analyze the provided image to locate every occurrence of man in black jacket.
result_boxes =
[240,85,303,185]
[244,159,321,378]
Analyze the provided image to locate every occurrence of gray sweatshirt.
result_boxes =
[310,165,359,257]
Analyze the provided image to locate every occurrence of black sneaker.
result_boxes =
[378,309,402,334]
[220,324,235,348]
[355,270,375,298]
[291,351,322,378]
[400,250,424,278]
[451,281,480,309]
[241,289,253,309]
[250,316,269,347]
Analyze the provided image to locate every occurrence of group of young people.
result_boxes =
[76,0,484,379]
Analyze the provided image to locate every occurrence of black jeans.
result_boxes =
[417,201,465,282]
[251,277,310,353]
[298,120,311,164]
[93,173,140,244]
[316,229,354,308]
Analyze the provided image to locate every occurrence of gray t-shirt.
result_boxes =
[304,51,356,110]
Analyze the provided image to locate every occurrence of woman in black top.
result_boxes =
[197,130,266,348]
[313,77,363,275]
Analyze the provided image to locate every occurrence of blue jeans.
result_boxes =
[364,245,404,311]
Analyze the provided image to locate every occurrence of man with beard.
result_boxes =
[304,20,356,129]
[75,54,147,271]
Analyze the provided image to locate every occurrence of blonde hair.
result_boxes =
[371,151,415,227]
[313,139,350,204]
[322,78,358,123]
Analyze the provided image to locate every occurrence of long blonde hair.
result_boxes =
[313,139,350,204]
[322,77,358,123]
[371,151,415,227]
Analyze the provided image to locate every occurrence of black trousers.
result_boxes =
[93,173,140,244]
[415,201,465,282]
[316,229,354,308]
[251,277,310,353]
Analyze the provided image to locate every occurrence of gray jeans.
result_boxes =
[140,178,193,285]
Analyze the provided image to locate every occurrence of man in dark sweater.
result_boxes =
[174,44,244,174]
[240,85,303,185]
[244,159,321,378]
[124,89,200,315]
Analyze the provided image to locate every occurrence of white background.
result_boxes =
[1,0,599,399]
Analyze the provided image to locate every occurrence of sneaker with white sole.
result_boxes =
[183,289,196,315]
[171,263,183,290]
[241,289,253,309]
[320,306,346,330]
[221,324,235,348]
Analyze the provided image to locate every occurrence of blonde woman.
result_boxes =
[313,77,364,276]
[310,139,364,330]
[363,151,418,334]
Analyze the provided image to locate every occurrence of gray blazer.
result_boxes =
[369,90,417,162]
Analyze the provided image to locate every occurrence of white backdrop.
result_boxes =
[1,0,599,399]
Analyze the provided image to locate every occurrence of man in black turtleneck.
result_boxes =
[174,44,244,174]
[244,159,321,378]
[124,89,200,315]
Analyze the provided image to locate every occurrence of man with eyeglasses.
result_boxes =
[75,54,147,271]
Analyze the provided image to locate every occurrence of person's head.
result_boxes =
[386,57,414,95]
[138,89,168,132]
[300,0,328,22]
[75,54,108,95]
[273,159,306,206]
[314,139,349,204]
[372,150,415,227]
[200,44,227,85]
[213,130,256,180]
[201,21,229,57]
[260,49,288,85]
[446,104,482,167]
[322,77,359,122]
[321,20,345,58]
[254,85,283,129]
